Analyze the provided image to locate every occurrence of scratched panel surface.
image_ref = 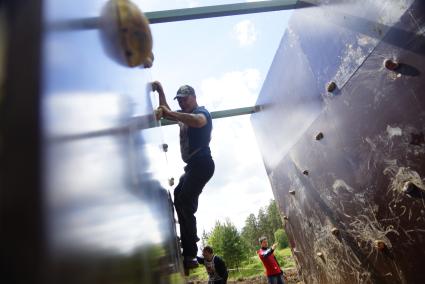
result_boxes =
[1,0,184,283]
[252,0,425,283]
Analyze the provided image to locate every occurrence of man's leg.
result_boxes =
[174,173,203,259]
[267,275,284,284]
[174,158,214,262]
[277,274,285,284]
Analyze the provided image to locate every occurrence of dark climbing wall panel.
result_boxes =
[252,0,425,283]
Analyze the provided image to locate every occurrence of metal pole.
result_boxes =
[146,0,313,24]
[48,0,314,30]
[48,105,261,142]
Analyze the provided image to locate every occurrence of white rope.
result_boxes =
[147,70,174,187]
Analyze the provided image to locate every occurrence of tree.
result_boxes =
[267,200,283,234]
[274,229,289,249]
[240,200,285,254]
[241,213,259,252]
[207,219,248,268]
[201,229,209,249]
[257,208,272,243]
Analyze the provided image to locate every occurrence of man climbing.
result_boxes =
[197,246,228,284]
[152,81,215,272]
[257,236,285,284]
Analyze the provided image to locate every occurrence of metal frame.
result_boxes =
[48,106,261,142]
[146,0,312,24]
[48,0,313,30]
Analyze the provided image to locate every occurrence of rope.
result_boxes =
[147,70,173,188]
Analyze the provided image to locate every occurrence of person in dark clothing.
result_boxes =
[257,236,285,284]
[197,246,228,284]
[152,81,215,272]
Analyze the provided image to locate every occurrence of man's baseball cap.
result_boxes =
[174,85,196,100]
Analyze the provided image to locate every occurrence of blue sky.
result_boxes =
[145,0,293,232]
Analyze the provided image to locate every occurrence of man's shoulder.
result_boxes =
[193,106,210,115]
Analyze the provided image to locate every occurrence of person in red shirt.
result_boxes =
[257,236,285,284]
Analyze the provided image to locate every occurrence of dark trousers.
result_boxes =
[267,274,284,284]
[174,156,215,257]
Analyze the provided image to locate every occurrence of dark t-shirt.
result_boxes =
[197,255,228,281]
[179,106,212,163]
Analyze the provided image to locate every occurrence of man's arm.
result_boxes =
[214,256,228,279]
[151,81,170,109]
[259,248,274,258]
[160,105,207,128]
[196,256,205,265]
[259,243,277,258]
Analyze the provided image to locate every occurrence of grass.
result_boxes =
[189,247,295,281]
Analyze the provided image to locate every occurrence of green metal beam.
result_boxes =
[49,105,261,142]
[48,1,313,30]
[146,0,312,24]
[160,105,261,126]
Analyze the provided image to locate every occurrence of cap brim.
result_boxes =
[174,94,189,100]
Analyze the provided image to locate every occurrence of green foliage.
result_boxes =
[188,265,208,280]
[195,199,293,282]
[257,208,272,242]
[240,199,286,254]
[274,229,289,249]
[241,213,259,252]
[207,219,249,268]
[273,247,295,269]
[226,248,295,280]
[267,200,283,233]
[201,229,209,249]
[189,247,296,282]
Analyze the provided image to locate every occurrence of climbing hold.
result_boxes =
[100,0,153,67]
[384,59,400,71]
[303,170,309,176]
[374,240,386,251]
[402,181,424,198]
[410,132,425,145]
[315,132,324,141]
[331,228,339,236]
[168,177,175,186]
[162,143,168,152]
[289,190,296,195]
[326,81,337,92]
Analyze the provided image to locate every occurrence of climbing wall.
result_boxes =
[251,0,425,283]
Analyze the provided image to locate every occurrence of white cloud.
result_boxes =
[199,68,261,110]
[232,20,258,46]
[197,115,274,232]
[178,0,200,8]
